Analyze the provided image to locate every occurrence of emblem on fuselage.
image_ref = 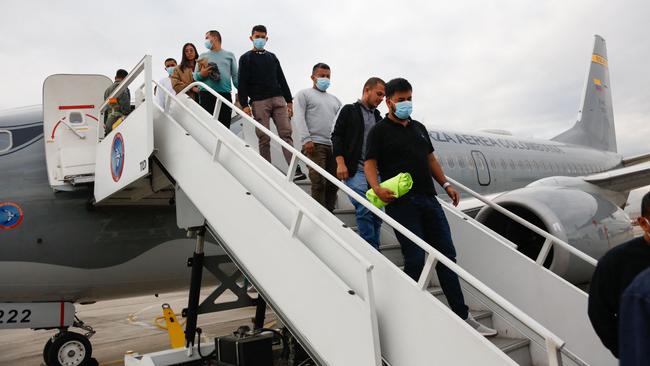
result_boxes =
[0,202,24,230]
[111,132,125,182]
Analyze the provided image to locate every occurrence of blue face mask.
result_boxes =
[253,38,267,50]
[204,40,212,50]
[166,67,175,76]
[393,100,413,120]
[315,78,330,91]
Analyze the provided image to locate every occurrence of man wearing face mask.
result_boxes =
[194,30,238,129]
[589,192,650,358]
[364,78,497,337]
[292,63,342,211]
[331,77,385,249]
[155,58,177,110]
[238,25,302,179]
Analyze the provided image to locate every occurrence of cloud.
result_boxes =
[0,0,648,155]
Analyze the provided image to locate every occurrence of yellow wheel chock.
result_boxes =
[155,303,185,349]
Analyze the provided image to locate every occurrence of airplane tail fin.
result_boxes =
[552,35,617,152]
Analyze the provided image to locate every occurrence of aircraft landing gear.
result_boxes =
[43,317,97,366]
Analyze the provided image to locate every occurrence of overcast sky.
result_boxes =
[1,0,648,155]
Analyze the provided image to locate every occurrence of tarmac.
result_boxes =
[0,289,274,366]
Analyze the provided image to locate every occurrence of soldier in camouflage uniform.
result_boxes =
[103,69,131,135]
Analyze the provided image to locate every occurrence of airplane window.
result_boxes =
[509,160,516,170]
[490,159,497,170]
[532,161,539,170]
[517,160,524,170]
[69,112,84,124]
[458,156,466,169]
[468,156,476,170]
[525,160,532,170]
[438,155,446,168]
[447,156,455,168]
[0,130,11,153]
[500,159,507,170]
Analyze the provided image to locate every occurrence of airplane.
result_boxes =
[1,34,649,365]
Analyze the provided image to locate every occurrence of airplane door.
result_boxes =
[471,150,491,186]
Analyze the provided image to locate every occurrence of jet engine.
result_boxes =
[475,185,633,284]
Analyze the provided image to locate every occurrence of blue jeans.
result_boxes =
[386,193,469,319]
[345,170,382,250]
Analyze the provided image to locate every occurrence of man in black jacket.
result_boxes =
[331,77,385,249]
[238,25,298,173]
[589,192,650,358]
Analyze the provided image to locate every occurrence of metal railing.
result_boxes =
[153,81,377,291]
[445,177,598,267]
[153,80,383,365]
[160,80,569,365]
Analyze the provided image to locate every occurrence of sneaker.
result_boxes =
[293,166,307,181]
[465,314,497,337]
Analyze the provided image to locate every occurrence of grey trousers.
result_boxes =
[252,96,293,164]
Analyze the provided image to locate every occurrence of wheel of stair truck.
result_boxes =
[42,337,53,364]
[45,331,93,366]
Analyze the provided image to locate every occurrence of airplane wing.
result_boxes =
[584,161,650,192]
[622,152,650,167]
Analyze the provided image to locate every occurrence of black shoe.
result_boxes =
[293,167,307,181]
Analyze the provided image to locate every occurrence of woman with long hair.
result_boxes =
[171,43,199,101]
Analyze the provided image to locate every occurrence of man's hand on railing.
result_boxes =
[445,186,460,206]
[243,106,253,117]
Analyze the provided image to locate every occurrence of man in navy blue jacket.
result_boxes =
[619,267,650,365]
[589,192,650,358]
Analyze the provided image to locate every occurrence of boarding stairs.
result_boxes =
[88,56,614,365]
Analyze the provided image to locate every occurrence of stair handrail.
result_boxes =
[153,84,383,366]
[152,81,377,294]
[445,176,598,268]
[169,81,567,365]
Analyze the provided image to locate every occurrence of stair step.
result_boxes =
[490,337,530,353]
[427,285,532,365]
[337,204,533,365]
[489,337,532,366]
